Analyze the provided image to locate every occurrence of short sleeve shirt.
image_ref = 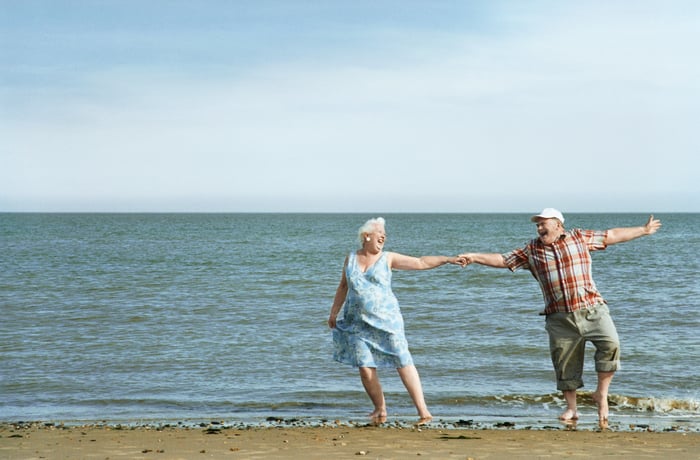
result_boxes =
[502,229,608,314]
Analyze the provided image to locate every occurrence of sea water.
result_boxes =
[1,213,698,431]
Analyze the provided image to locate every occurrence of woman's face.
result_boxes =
[364,226,386,252]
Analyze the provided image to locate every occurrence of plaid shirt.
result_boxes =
[502,229,608,315]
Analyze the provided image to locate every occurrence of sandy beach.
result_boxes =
[1,422,698,460]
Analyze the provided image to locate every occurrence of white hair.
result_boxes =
[357,217,385,245]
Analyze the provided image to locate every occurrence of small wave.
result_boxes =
[608,394,700,413]
[432,392,700,415]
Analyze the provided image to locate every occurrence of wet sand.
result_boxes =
[1,422,698,460]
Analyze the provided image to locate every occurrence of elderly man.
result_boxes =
[460,208,661,426]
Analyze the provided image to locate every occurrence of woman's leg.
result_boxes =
[397,365,432,423]
[359,367,386,419]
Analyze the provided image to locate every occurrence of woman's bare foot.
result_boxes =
[558,408,580,421]
[368,408,387,423]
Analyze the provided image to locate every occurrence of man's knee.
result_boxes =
[594,340,620,372]
[556,378,584,391]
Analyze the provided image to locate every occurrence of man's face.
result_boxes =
[535,218,564,245]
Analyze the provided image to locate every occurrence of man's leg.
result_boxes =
[546,313,585,421]
[593,371,614,424]
[587,304,620,426]
[560,390,580,421]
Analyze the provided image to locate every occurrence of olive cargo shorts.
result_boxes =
[545,303,620,391]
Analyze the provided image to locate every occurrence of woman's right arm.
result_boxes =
[328,257,349,329]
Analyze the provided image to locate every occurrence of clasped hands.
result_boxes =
[451,254,473,267]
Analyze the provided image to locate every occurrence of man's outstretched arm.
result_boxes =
[606,215,662,246]
[459,253,508,268]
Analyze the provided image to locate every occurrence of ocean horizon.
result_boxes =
[1,212,698,431]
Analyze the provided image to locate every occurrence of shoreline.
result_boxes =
[2,421,699,460]
[2,411,698,432]
[2,415,699,432]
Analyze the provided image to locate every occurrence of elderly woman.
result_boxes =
[328,217,465,425]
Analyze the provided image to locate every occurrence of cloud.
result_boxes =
[1,1,698,211]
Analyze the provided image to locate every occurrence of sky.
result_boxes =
[1,0,698,213]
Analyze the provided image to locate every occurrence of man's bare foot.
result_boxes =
[592,391,609,423]
[562,419,578,430]
[560,417,579,428]
[558,408,580,421]
[414,415,433,426]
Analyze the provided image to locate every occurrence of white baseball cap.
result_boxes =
[531,208,565,224]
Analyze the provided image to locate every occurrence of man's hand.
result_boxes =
[644,215,662,235]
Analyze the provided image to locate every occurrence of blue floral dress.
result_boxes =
[332,251,414,369]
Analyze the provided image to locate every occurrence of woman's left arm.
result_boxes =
[605,215,662,245]
[388,252,466,270]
